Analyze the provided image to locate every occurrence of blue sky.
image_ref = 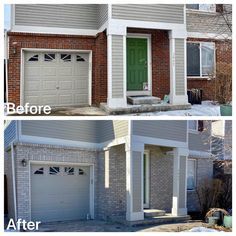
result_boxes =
[4,5,11,30]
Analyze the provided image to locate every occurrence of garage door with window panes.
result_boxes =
[31,164,90,222]
[24,52,90,106]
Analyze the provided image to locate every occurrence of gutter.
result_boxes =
[10,142,17,221]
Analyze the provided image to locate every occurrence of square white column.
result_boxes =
[125,142,144,221]
[172,147,188,216]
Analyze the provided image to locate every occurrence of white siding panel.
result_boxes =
[97,4,108,28]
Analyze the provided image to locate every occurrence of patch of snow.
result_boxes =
[132,101,221,116]
[188,227,221,232]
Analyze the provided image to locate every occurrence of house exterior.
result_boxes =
[4,120,214,223]
[5,4,231,109]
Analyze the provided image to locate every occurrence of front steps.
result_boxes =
[144,209,166,218]
[127,96,161,105]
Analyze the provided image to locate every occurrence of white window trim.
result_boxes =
[187,159,197,191]
[187,41,216,79]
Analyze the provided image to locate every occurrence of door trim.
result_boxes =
[29,160,95,221]
[126,34,152,96]
[21,48,92,107]
[143,150,150,209]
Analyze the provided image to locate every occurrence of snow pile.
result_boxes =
[188,227,221,232]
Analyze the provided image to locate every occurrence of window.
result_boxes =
[186,4,216,12]
[65,167,74,175]
[34,167,44,175]
[78,168,85,175]
[49,167,60,175]
[187,42,215,77]
[187,160,196,190]
[28,54,39,62]
[76,55,85,62]
[60,54,71,62]
[189,121,204,132]
[189,121,198,131]
[44,54,55,62]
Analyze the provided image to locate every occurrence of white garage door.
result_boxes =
[31,164,91,222]
[24,51,90,106]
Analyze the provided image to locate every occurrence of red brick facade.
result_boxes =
[127,28,170,99]
[187,38,232,100]
[7,31,107,106]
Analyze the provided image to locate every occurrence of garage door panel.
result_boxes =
[42,67,57,76]
[31,164,91,222]
[75,80,88,89]
[25,81,41,91]
[58,94,73,105]
[25,67,41,77]
[41,95,58,105]
[42,80,58,90]
[59,80,73,90]
[57,67,73,76]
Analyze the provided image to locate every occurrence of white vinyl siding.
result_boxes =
[112,4,184,24]
[97,4,108,28]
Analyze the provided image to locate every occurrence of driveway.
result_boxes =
[34,220,208,232]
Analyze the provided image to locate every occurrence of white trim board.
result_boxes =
[187,32,231,40]
[20,48,92,107]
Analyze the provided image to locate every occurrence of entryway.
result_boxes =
[126,35,151,96]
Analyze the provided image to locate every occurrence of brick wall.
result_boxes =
[7,31,107,106]
[128,28,170,99]
[14,143,99,221]
[187,157,213,212]
[187,39,232,101]
[148,146,173,212]
[96,144,126,220]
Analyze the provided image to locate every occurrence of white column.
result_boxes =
[172,147,188,216]
[125,141,144,221]
[169,30,188,105]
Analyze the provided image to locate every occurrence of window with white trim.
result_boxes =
[187,42,215,77]
[186,4,216,12]
[187,160,196,190]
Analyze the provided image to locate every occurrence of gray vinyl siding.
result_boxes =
[186,5,232,36]
[113,121,128,139]
[175,39,185,95]
[133,121,187,143]
[112,4,184,24]
[132,151,142,212]
[15,4,99,30]
[112,35,124,98]
[97,4,108,29]
[21,120,98,143]
[188,133,210,152]
[4,121,17,148]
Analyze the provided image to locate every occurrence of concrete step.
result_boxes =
[144,209,166,218]
[127,96,161,105]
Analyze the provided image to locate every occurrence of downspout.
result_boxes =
[11,142,17,221]
[4,30,9,103]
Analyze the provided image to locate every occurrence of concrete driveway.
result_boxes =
[35,220,208,232]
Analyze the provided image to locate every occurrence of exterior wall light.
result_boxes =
[21,159,27,167]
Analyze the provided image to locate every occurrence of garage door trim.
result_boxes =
[29,160,95,221]
[20,48,92,107]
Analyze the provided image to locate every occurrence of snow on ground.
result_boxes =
[187,227,221,232]
[134,101,221,116]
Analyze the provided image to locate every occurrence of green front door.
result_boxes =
[127,38,148,91]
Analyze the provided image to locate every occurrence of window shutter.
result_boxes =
[198,121,204,132]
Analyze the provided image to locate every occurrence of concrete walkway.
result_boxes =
[35,220,209,232]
